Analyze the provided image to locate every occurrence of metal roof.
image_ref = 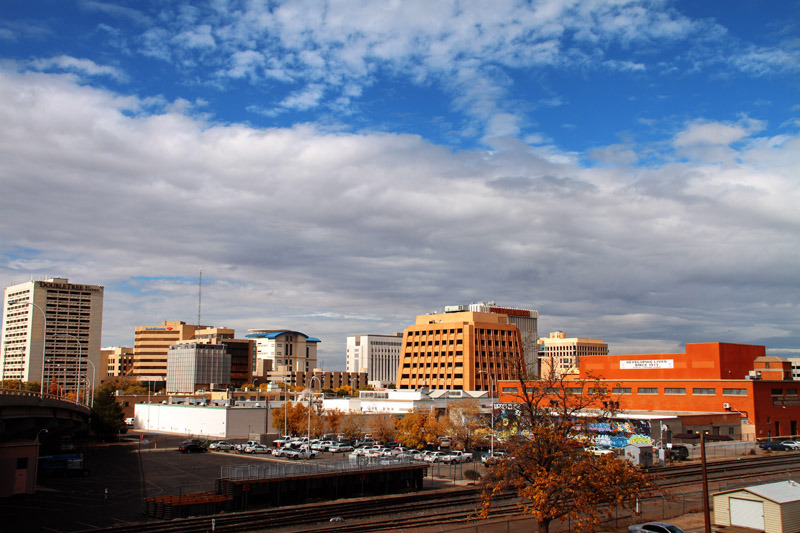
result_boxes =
[745,480,800,504]
[245,330,320,342]
[716,480,800,504]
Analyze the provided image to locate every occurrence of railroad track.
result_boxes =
[82,453,800,533]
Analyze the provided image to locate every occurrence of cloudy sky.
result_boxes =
[1,0,799,369]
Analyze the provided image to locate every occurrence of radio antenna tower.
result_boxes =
[197,268,202,326]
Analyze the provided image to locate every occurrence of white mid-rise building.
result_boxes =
[538,331,608,378]
[1,278,103,396]
[246,330,319,377]
[166,342,231,393]
[346,333,403,386]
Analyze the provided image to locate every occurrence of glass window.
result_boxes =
[502,387,517,393]
[692,388,716,395]
[612,387,632,394]
[723,388,747,396]
[637,388,658,395]
[664,388,686,395]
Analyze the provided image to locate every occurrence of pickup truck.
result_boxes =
[281,446,317,460]
[440,450,473,464]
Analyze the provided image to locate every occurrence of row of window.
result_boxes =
[403,351,464,357]
[501,386,752,396]
[409,328,464,336]
[400,374,464,380]
[408,339,464,346]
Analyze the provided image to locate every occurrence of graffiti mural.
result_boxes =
[494,404,653,448]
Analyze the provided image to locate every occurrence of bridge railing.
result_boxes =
[0,387,88,406]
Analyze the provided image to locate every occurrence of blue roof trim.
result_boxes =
[245,330,320,343]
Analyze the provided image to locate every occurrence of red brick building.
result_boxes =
[498,342,800,441]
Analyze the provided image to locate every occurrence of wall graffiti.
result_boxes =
[494,404,653,448]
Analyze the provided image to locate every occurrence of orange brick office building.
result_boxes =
[498,342,800,441]
[397,310,524,392]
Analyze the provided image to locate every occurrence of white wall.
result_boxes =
[134,404,270,438]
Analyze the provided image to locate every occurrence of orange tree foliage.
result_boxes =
[339,413,364,440]
[324,408,344,434]
[367,413,397,443]
[395,409,445,449]
[479,355,656,533]
[271,401,311,436]
[444,399,486,451]
[480,428,653,532]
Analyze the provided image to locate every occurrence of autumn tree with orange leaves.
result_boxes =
[479,348,655,532]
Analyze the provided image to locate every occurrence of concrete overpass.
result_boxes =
[0,389,90,442]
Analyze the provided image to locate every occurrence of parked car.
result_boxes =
[782,440,800,450]
[424,451,446,463]
[397,448,422,460]
[178,440,206,454]
[481,450,507,465]
[380,447,402,457]
[627,522,685,533]
[236,440,260,453]
[760,441,790,451]
[244,444,271,454]
[328,443,354,453]
[313,440,335,451]
[354,444,382,456]
[209,441,235,451]
[665,445,689,460]
[585,446,614,456]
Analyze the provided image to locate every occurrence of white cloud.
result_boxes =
[280,84,325,111]
[28,55,126,81]
[673,118,765,148]
[1,69,799,365]
[117,0,736,140]
[173,24,216,49]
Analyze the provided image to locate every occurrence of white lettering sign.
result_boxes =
[620,359,674,370]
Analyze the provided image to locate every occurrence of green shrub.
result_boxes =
[464,469,480,481]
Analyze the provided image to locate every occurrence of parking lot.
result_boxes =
[0,433,482,532]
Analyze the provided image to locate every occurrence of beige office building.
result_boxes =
[538,331,608,378]
[1,278,103,396]
[100,346,134,380]
[132,321,210,378]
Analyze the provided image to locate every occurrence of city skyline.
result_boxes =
[1,1,798,370]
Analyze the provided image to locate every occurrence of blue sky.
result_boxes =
[1,0,799,369]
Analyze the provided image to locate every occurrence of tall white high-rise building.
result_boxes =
[346,333,403,386]
[1,278,104,396]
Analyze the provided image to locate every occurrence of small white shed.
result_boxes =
[713,480,800,533]
[623,443,653,467]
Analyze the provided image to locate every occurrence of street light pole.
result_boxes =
[54,333,81,404]
[308,375,322,446]
[12,300,47,395]
[479,370,494,457]
[85,358,96,408]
